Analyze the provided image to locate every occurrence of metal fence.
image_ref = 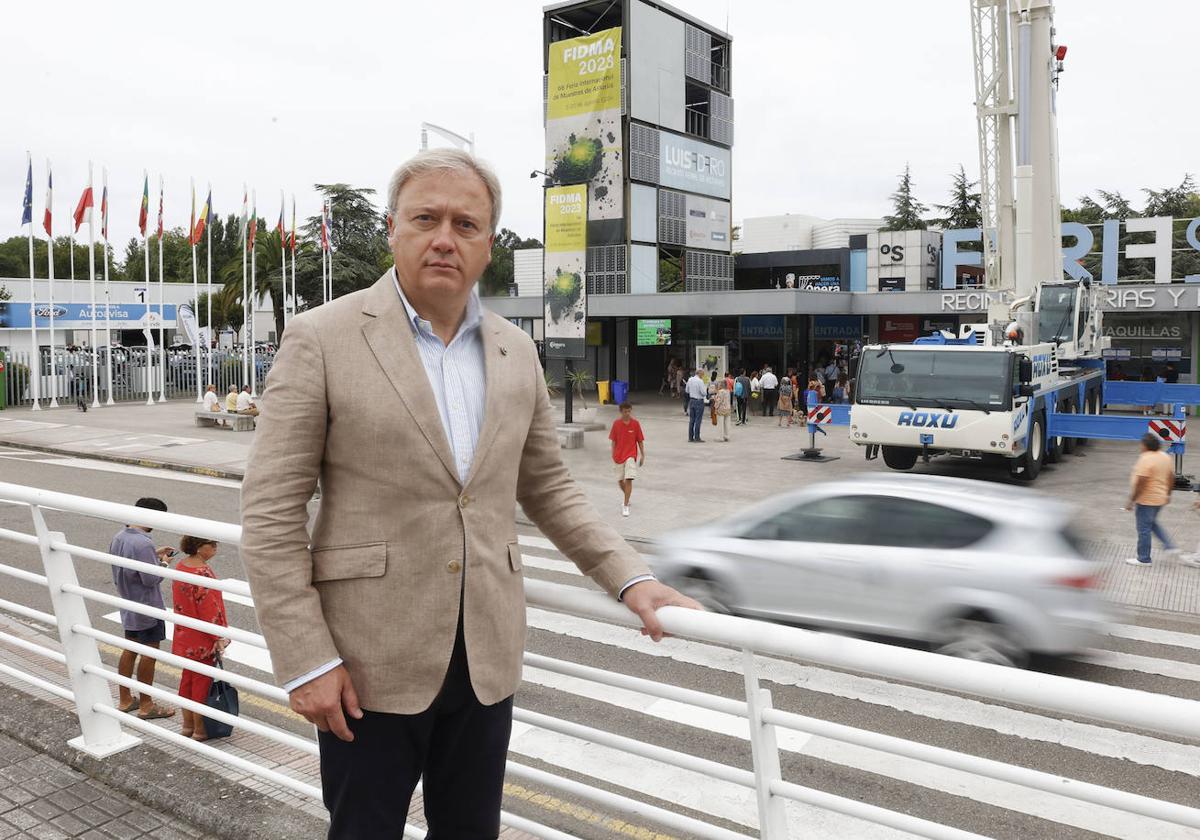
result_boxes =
[1,481,1199,839]
[1,347,277,409]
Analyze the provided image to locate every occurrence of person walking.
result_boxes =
[734,369,751,425]
[714,380,732,441]
[172,535,229,741]
[760,366,779,417]
[110,498,176,720]
[1125,433,1180,566]
[686,367,707,442]
[240,149,699,839]
[609,401,645,517]
[777,375,794,428]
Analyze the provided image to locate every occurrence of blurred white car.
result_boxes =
[650,474,1113,666]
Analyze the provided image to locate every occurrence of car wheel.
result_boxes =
[882,446,918,471]
[672,576,732,614]
[935,616,1028,667]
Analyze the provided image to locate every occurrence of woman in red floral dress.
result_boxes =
[172,536,228,741]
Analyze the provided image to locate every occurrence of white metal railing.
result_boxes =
[0,480,1199,839]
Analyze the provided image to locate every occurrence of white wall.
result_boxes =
[630,0,686,133]
[737,214,885,253]
[513,249,543,298]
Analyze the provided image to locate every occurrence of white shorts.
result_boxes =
[612,458,639,480]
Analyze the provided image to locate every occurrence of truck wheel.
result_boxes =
[1078,391,1101,446]
[1062,403,1078,454]
[1011,413,1045,481]
[882,446,919,471]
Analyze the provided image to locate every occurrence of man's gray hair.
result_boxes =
[386,149,503,233]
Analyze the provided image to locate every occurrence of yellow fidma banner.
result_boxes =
[544,184,587,252]
[546,26,622,121]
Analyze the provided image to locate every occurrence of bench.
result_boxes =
[194,408,256,431]
[556,425,585,449]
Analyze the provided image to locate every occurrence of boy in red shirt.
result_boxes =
[609,401,645,517]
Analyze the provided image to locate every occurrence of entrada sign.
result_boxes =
[942,216,1200,288]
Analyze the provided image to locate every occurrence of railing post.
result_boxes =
[29,505,141,757]
[742,648,789,838]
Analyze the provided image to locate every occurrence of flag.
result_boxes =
[156,177,164,237]
[193,188,211,244]
[43,167,52,236]
[21,158,33,226]
[138,173,149,237]
[290,196,297,252]
[73,184,94,233]
[247,199,257,252]
[319,200,328,250]
[101,183,109,240]
[241,185,248,238]
[276,196,284,239]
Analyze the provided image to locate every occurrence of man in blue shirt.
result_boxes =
[110,497,176,719]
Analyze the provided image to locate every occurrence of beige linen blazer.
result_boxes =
[240,272,648,713]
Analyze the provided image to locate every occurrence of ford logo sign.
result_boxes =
[35,305,68,318]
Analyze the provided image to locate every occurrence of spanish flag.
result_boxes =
[193,188,211,245]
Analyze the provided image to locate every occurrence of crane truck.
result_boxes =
[846,0,1200,481]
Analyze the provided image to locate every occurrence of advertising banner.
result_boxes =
[659,131,731,200]
[0,302,178,329]
[694,345,727,385]
[684,195,731,252]
[545,26,623,223]
[543,184,588,360]
[636,318,672,345]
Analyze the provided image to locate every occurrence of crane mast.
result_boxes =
[970,0,1095,356]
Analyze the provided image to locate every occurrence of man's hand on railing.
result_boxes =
[622,580,703,642]
[289,665,363,742]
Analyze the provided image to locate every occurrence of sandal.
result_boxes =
[137,704,175,720]
[118,700,138,714]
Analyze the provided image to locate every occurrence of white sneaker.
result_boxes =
[1125,557,1152,566]
[622,505,630,517]
[1182,554,1200,568]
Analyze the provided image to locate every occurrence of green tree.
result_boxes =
[480,228,543,297]
[294,184,389,310]
[931,165,981,239]
[192,284,244,333]
[882,164,928,231]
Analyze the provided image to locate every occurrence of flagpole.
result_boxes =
[143,171,154,406]
[102,167,113,405]
[191,178,201,402]
[328,200,334,301]
[241,185,248,389]
[280,191,288,331]
[205,184,213,388]
[157,176,167,403]
[321,199,328,305]
[46,159,58,407]
[25,152,41,411]
[87,162,99,408]
[250,190,258,398]
[290,194,297,321]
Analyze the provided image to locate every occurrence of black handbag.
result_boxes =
[204,654,240,739]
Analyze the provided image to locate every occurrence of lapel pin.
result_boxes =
[499,346,508,356]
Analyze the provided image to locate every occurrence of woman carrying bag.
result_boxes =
[172,536,230,741]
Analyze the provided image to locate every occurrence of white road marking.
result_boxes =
[521,553,582,576]
[518,535,558,552]
[526,608,1200,775]
[28,456,241,489]
[1072,649,1200,683]
[521,666,1197,840]
[101,610,271,673]
[508,720,916,839]
[1110,623,1200,652]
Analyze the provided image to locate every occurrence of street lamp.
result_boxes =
[530,170,562,186]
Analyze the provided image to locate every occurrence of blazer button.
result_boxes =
[458,495,471,508]
[447,559,462,573]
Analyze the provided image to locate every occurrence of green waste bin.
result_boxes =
[597,380,611,405]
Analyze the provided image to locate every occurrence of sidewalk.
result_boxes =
[0,731,218,840]
[1,394,1198,616]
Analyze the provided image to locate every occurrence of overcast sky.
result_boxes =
[3,0,1194,255]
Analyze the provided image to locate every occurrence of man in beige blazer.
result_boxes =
[240,149,698,839]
